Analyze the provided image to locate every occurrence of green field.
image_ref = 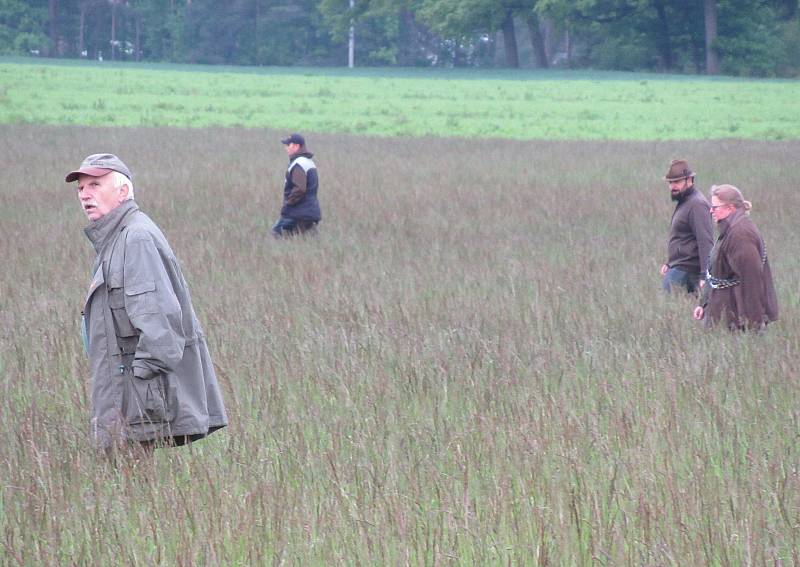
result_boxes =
[2,59,800,140]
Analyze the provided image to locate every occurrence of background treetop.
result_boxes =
[1,0,798,76]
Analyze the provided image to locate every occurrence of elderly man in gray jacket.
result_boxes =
[67,153,227,454]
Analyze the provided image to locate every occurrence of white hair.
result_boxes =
[112,171,135,200]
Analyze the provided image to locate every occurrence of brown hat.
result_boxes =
[664,159,695,181]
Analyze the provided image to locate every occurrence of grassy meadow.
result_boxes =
[1,120,799,564]
[2,59,800,140]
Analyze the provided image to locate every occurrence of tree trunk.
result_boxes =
[501,11,519,68]
[111,2,117,60]
[526,12,548,68]
[453,41,465,67]
[79,4,86,57]
[48,0,58,56]
[704,0,719,74]
[399,9,421,66]
[254,0,260,64]
[652,0,673,70]
[348,0,355,68]
[680,2,703,71]
[135,13,141,61]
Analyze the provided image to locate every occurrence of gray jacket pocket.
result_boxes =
[125,280,158,316]
[108,287,137,340]
[124,373,170,426]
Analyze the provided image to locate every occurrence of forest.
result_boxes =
[2,0,799,77]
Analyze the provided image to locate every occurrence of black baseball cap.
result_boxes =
[281,133,305,146]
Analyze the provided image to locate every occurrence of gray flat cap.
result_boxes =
[65,153,133,182]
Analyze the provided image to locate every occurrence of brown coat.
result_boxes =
[704,210,778,330]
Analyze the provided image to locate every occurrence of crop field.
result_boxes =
[2,59,800,139]
[1,122,799,564]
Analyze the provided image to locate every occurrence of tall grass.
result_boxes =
[1,125,799,564]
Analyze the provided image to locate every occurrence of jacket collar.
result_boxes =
[83,200,139,254]
[288,151,313,162]
[717,208,746,237]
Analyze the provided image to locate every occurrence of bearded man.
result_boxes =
[660,159,714,293]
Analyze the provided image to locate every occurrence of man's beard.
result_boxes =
[671,185,693,201]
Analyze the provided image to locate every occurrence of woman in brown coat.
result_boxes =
[693,184,778,331]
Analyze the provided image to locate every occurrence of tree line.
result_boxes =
[2,0,798,77]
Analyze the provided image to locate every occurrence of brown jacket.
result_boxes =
[703,209,778,330]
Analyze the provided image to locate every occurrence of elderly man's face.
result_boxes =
[76,172,128,221]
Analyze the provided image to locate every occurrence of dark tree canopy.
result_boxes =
[1,0,797,76]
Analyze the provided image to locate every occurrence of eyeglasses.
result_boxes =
[710,203,731,210]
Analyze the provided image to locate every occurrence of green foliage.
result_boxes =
[779,17,800,75]
[540,0,705,72]
[319,0,423,66]
[416,0,498,37]
[2,0,799,76]
[366,45,398,64]
[581,28,655,71]
[715,1,791,77]
[133,0,186,62]
[540,0,800,76]
[0,0,47,55]
[2,60,800,140]
[178,0,255,65]
[319,0,355,42]
[11,31,45,54]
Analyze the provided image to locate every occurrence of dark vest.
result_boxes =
[281,155,321,221]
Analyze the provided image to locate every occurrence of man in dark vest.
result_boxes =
[271,133,321,237]
[660,159,714,293]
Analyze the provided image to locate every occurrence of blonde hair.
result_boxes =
[710,184,752,213]
[112,171,135,200]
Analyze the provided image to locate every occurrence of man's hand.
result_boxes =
[699,279,706,290]
[693,306,704,320]
[660,263,669,276]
